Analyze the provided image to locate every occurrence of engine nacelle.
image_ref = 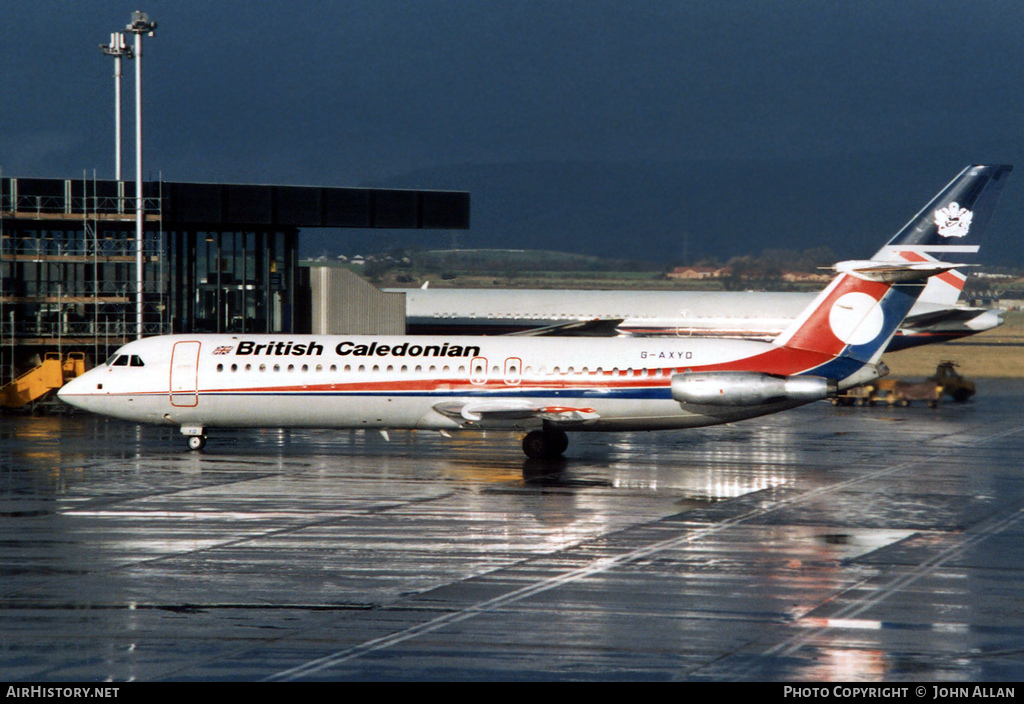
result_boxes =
[670,372,837,406]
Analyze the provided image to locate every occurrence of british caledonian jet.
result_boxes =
[395,165,1008,349]
[58,165,1011,458]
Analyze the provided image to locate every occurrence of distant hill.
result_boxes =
[301,152,1024,267]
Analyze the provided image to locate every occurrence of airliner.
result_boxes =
[399,284,1003,349]
[58,164,1011,458]
[393,166,1007,348]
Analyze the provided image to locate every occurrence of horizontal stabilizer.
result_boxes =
[826,259,968,283]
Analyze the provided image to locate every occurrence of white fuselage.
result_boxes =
[58,333,846,434]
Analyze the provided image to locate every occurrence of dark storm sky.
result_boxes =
[2,1,1023,262]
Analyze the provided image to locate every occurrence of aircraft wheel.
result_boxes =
[522,429,569,459]
[186,435,207,451]
[522,430,550,459]
[549,428,569,456]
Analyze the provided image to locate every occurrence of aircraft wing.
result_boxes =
[433,400,599,424]
[504,318,623,337]
[900,306,1004,332]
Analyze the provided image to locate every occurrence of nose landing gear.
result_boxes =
[181,426,207,451]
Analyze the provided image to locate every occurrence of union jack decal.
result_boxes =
[212,346,234,355]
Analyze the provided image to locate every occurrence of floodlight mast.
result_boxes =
[99,33,132,182]
[125,11,156,340]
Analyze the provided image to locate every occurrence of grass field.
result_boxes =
[881,310,1024,379]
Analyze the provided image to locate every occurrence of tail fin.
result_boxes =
[871,164,1013,306]
[772,165,1011,385]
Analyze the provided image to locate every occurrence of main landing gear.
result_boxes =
[522,428,569,459]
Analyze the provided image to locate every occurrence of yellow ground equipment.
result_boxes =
[929,360,976,403]
[0,352,87,409]
[832,360,975,408]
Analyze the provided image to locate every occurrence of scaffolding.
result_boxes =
[1,174,471,393]
[0,174,169,388]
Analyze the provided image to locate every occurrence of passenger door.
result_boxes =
[170,341,201,407]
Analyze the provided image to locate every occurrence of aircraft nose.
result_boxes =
[57,371,96,410]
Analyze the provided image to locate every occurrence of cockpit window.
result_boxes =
[109,355,144,367]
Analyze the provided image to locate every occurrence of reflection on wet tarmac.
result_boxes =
[1,379,1023,681]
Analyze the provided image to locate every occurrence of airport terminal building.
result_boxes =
[0,176,469,404]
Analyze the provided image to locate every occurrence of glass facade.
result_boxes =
[167,228,298,334]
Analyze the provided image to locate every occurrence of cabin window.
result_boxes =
[330,365,337,372]
[301,364,309,372]
[273,364,281,372]
[316,364,323,373]
[230,364,238,372]
[216,364,224,372]
[287,364,295,372]
[245,364,252,372]
[259,364,266,372]
[401,365,408,373]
